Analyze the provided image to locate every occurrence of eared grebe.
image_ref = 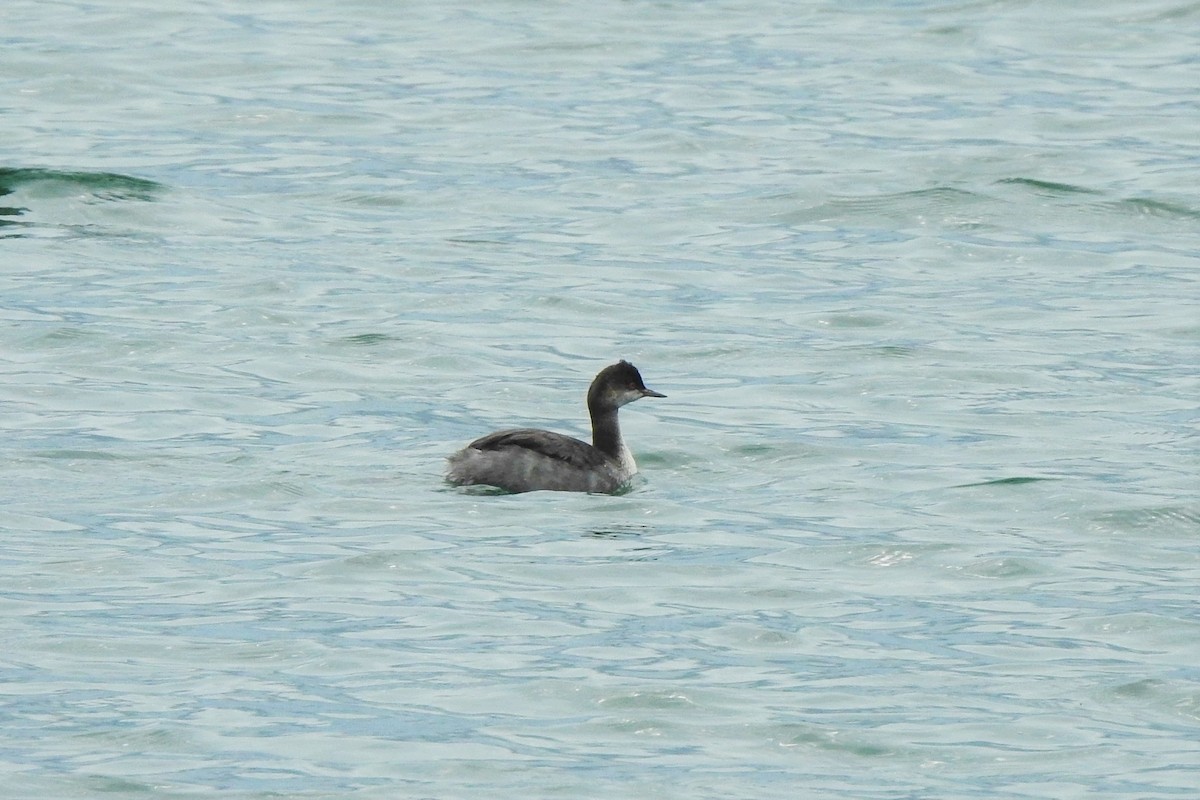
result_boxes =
[446,360,665,494]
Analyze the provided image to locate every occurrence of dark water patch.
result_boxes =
[1112,679,1162,699]
[337,192,409,209]
[951,476,1057,489]
[0,167,164,238]
[584,525,653,540]
[0,167,163,202]
[996,177,1103,196]
[997,177,1200,224]
[339,332,398,346]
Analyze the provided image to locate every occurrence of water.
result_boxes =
[3,1,1198,797]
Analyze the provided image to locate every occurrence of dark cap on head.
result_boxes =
[589,360,666,404]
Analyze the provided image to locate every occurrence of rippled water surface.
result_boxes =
[3,1,1198,797]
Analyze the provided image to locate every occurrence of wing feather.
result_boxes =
[466,428,609,471]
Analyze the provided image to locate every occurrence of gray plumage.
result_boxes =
[446,361,665,494]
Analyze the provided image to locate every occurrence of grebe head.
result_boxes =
[587,360,666,413]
